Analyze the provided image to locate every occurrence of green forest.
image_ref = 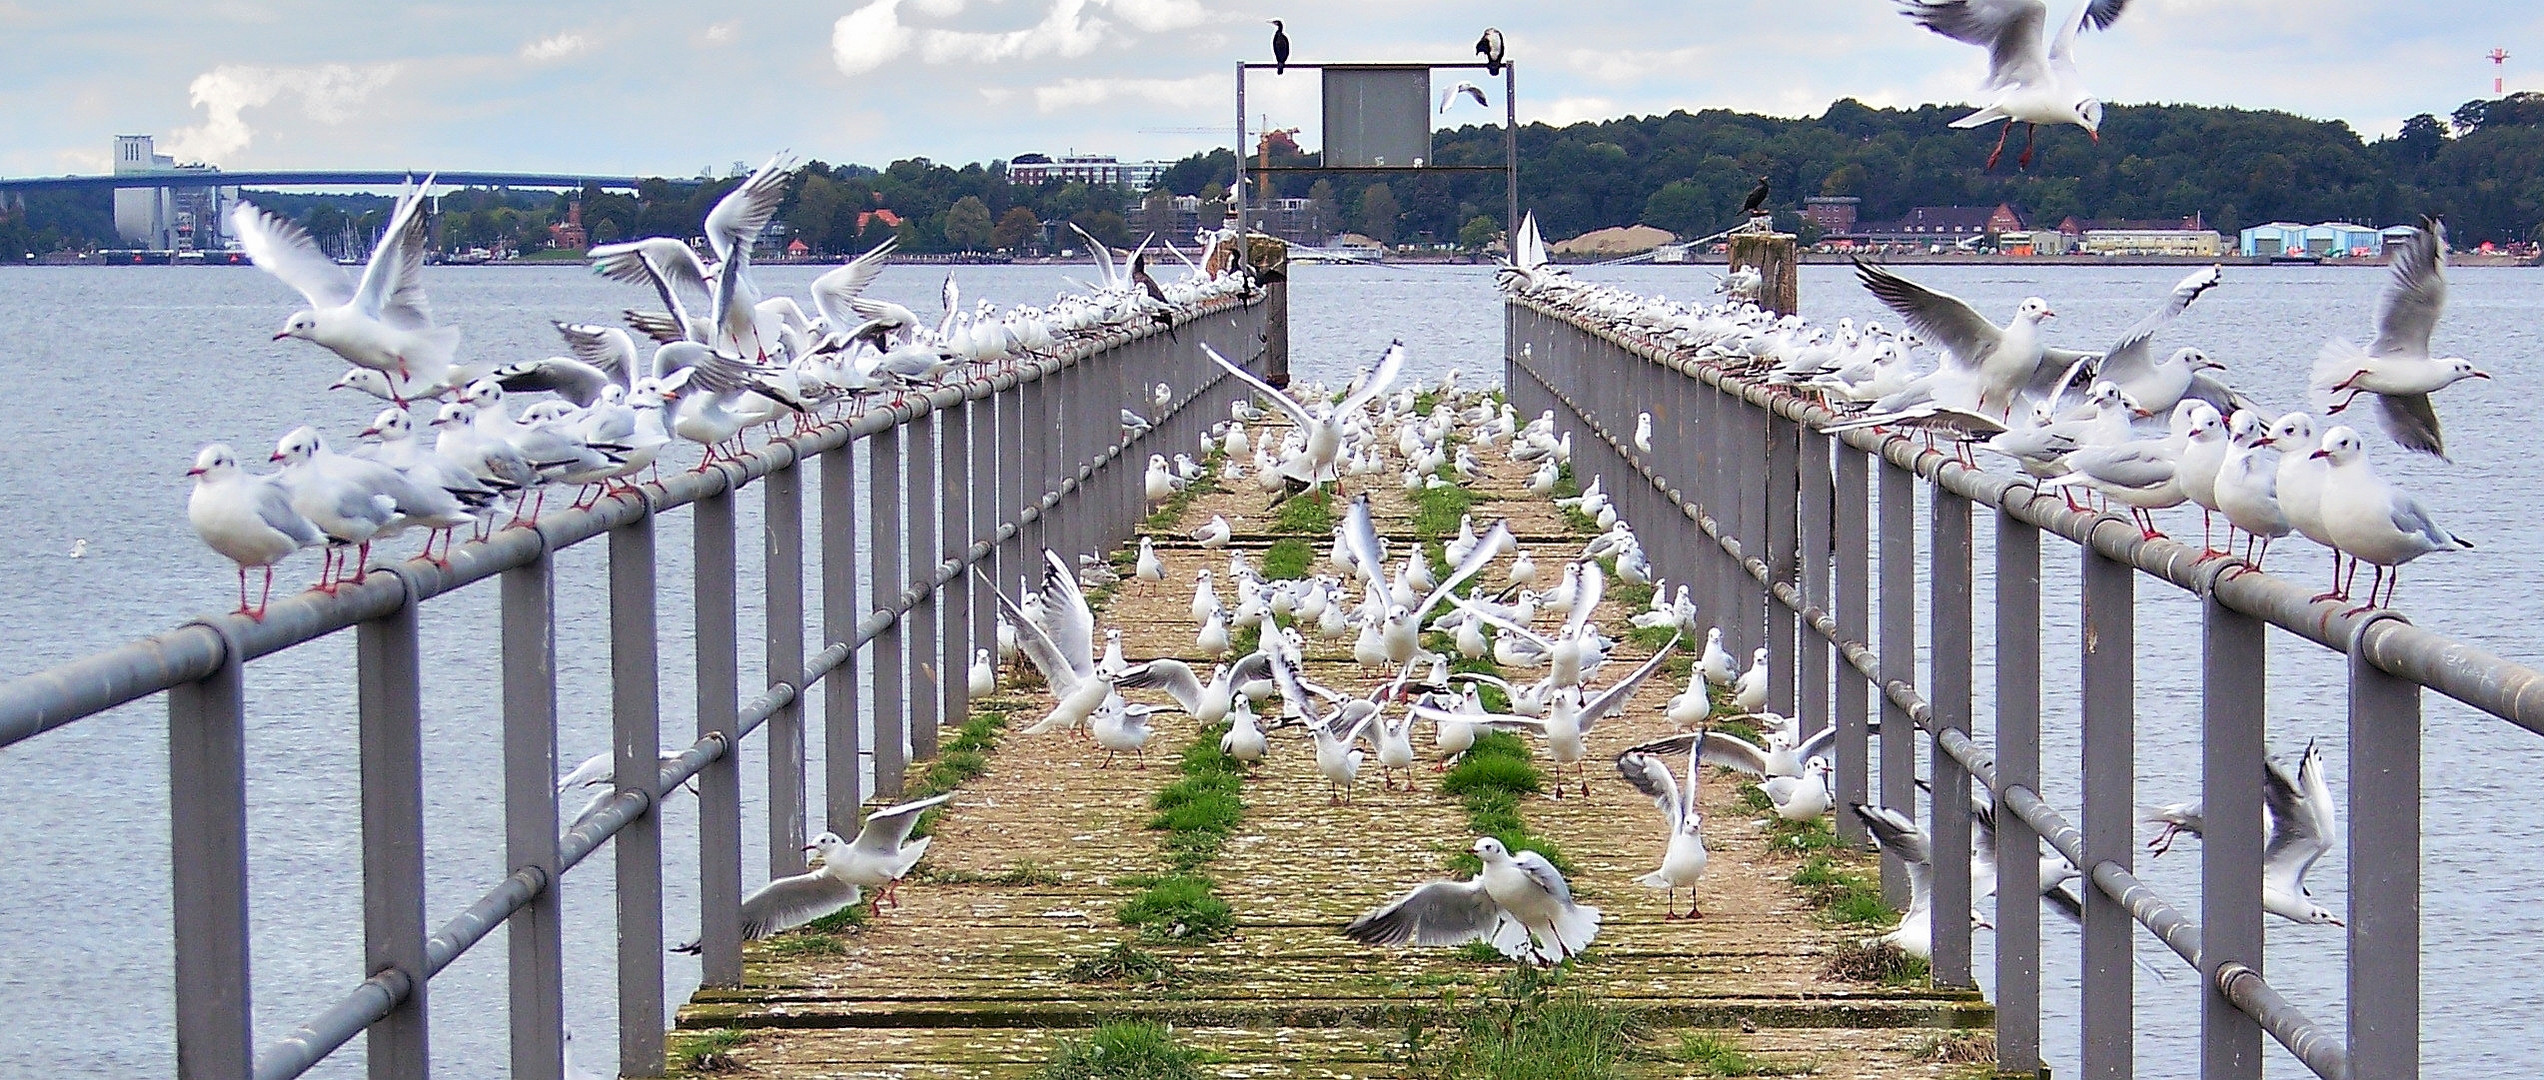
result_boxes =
[9,94,2544,259]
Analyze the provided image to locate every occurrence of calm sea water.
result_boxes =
[0,260,2536,1077]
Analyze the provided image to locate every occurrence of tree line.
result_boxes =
[10,93,2544,260]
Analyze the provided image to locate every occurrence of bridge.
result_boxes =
[0,170,648,195]
[0,238,2533,1080]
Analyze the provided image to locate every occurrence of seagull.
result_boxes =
[1476,26,1505,74]
[1616,747,1708,919]
[1342,837,1601,966]
[232,175,468,398]
[187,444,324,619]
[1269,19,1290,73]
[1855,260,2075,418]
[2312,425,2471,609]
[1896,0,2130,169]
[2311,217,2487,458]
[1438,81,1489,114]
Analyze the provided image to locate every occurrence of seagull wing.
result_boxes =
[230,201,355,309]
[850,791,956,858]
[1201,342,1318,428]
[2371,216,2447,360]
[1571,637,1680,735]
[808,237,899,329]
[1854,259,2004,370]
[1342,877,1503,947]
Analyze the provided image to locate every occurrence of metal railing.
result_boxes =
[1507,295,2544,1080]
[0,294,1268,1080]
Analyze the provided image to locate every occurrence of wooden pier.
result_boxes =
[673,422,1990,1078]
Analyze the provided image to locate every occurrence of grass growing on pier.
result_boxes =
[1673,1032,1816,1077]
[1260,536,1314,579]
[1272,490,1337,534]
[1061,941,1183,987]
[1034,1019,1210,1080]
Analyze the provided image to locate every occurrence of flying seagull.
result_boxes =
[1476,27,1506,75]
[1438,82,1489,114]
[1896,0,2131,169]
[2311,216,2487,458]
[1269,19,1291,73]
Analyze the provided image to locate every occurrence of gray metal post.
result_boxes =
[1833,445,1870,845]
[502,557,564,1080]
[2348,620,2420,1080]
[356,596,428,1079]
[609,519,664,1077]
[1930,490,1974,988]
[1994,510,2042,1077]
[764,463,807,878]
[907,411,941,763]
[1765,414,1798,716]
[169,626,251,1080]
[694,487,743,986]
[2080,545,2134,1080]
[871,425,907,797]
[1878,462,1916,904]
[821,444,862,830]
[2202,589,2266,1080]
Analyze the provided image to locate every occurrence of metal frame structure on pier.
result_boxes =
[0,296,1269,1080]
[1507,295,2544,1080]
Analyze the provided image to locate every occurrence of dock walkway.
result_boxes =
[674,419,1989,1078]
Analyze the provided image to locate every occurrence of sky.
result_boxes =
[4,1,2542,179]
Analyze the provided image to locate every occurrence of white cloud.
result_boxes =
[832,0,913,77]
[520,31,589,62]
[703,20,737,45]
[163,62,400,164]
[1032,73,1218,113]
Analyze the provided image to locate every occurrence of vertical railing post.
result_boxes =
[764,462,807,878]
[2348,618,2420,1080]
[2201,585,2266,1080]
[2080,542,2134,1080]
[1994,510,2042,1077]
[1877,461,1916,905]
[610,518,664,1077]
[169,625,251,1080]
[503,554,564,1080]
[1930,489,1974,987]
[356,591,428,1080]
[870,423,907,797]
[907,410,942,764]
[694,483,743,986]
[1833,444,1870,845]
[821,443,862,830]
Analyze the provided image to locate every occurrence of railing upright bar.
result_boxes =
[2080,543,2135,1080]
[355,594,429,1080]
[870,425,907,796]
[1878,462,1916,906]
[1930,489,1975,987]
[608,518,665,1077]
[2349,616,2421,1080]
[1833,445,1871,846]
[169,624,252,1080]
[820,443,862,830]
[763,463,807,878]
[2201,586,2267,1080]
[501,555,564,1080]
[1765,414,1799,716]
[1994,509,2043,1076]
[694,485,743,986]
[906,411,941,766]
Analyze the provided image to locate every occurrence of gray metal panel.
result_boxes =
[501,558,564,1080]
[1322,67,1432,168]
[356,598,428,1079]
[170,625,252,1080]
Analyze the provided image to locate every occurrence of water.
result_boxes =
[0,260,2537,1077]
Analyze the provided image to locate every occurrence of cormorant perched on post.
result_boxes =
[1476,27,1505,75]
[1269,20,1291,73]
[1740,176,1772,218]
